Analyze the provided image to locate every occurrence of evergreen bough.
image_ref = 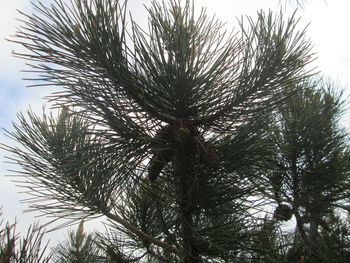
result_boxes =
[3,0,336,262]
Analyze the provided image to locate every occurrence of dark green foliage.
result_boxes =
[3,0,349,262]
[265,78,350,261]
[249,218,290,263]
[51,221,106,263]
[0,209,50,263]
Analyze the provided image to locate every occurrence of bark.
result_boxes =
[174,139,201,263]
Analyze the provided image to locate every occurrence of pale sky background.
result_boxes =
[1,0,350,250]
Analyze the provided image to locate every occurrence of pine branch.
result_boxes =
[104,211,181,257]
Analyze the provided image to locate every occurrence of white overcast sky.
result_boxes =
[1,0,350,247]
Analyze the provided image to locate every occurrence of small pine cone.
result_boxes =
[172,118,195,141]
[148,126,173,181]
[148,150,172,181]
[274,204,293,221]
[206,144,220,167]
[197,139,220,168]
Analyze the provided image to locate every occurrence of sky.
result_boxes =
[1,0,350,249]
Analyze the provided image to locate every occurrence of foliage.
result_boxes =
[264,78,350,261]
[2,0,349,262]
[51,220,106,263]
[0,209,50,263]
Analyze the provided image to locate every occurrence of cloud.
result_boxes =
[0,0,63,237]
[0,1,31,78]
[0,1,28,37]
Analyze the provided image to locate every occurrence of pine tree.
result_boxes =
[4,0,315,262]
[0,209,50,263]
[51,220,107,263]
[265,78,350,262]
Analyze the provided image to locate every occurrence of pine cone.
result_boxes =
[274,204,293,221]
[172,118,196,141]
[148,126,173,181]
[197,138,220,168]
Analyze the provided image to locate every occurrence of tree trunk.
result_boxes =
[174,140,200,263]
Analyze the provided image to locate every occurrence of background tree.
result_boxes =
[0,208,50,263]
[264,78,350,262]
[3,0,318,262]
[51,220,107,263]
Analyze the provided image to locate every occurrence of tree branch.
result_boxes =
[104,211,182,257]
